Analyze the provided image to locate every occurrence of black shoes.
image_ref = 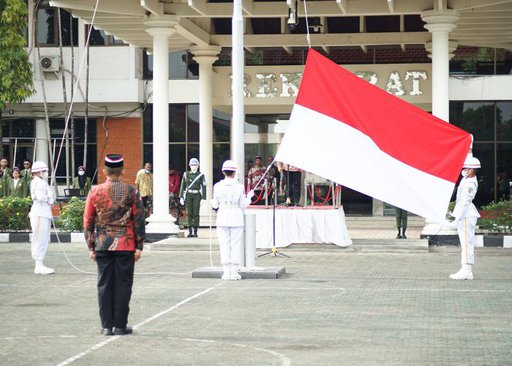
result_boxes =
[101,328,113,336]
[113,326,133,335]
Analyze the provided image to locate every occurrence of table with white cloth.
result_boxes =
[245,207,352,248]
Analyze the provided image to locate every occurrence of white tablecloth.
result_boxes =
[245,207,352,248]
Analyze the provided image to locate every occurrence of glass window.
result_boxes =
[169,105,186,142]
[143,51,199,80]
[472,143,495,208]
[143,144,152,166]
[497,102,512,141]
[213,143,230,184]
[73,118,97,141]
[186,105,199,142]
[187,144,199,167]
[10,119,34,137]
[170,51,188,78]
[143,105,153,142]
[170,144,186,173]
[213,109,230,142]
[87,26,125,46]
[73,144,97,183]
[496,143,512,201]
[36,5,78,46]
[450,102,494,141]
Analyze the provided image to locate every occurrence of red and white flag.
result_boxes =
[275,49,472,221]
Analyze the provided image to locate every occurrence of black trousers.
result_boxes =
[287,171,302,205]
[95,251,135,329]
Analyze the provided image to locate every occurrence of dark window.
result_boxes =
[450,102,494,141]
[187,105,199,143]
[36,3,78,46]
[170,105,186,142]
[497,102,512,141]
[404,15,426,32]
[87,25,125,46]
[143,50,199,80]
[365,16,400,33]
[213,18,232,35]
[213,110,230,142]
[326,17,360,33]
[251,18,281,34]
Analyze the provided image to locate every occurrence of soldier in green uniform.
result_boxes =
[0,157,12,197]
[7,167,29,198]
[179,158,206,238]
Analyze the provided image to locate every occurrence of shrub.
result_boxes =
[478,200,512,235]
[55,197,86,232]
[0,197,32,231]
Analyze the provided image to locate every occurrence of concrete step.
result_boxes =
[345,216,425,229]
[147,237,428,254]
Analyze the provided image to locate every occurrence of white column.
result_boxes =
[232,0,245,180]
[35,119,49,165]
[191,46,221,225]
[144,16,179,234]
[421,10,459,235]
[422,10,459,122]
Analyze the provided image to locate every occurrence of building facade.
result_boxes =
[3,0,512,226]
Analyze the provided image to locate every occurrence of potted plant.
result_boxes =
[478,200,512,247]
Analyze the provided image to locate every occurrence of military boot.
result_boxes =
[187,227,194,238]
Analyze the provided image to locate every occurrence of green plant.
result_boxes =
[55,197,85,232]
[478,200,512,235]
[446,201,456,219]
[0,196,31,231]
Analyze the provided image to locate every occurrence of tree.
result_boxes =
[0,0,34,157]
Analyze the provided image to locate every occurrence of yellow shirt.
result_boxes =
[135,169,153,197]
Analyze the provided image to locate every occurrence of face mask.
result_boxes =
[190,166,198,173]
[461,169,469,178]
[144,169,150,174]
[42,172,49,182]
[78,171,85,176]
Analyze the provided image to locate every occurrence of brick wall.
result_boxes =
[96,117,142,186]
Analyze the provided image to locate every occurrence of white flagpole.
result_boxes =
[231,0,245,180]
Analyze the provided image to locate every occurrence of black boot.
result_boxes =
[396,227,402,239]
[188,227,194,238]
[402,227,407,239]
[193,226,198,237]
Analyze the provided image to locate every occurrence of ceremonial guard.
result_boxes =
[72,166,92,195]
[211,160,253,280]
[395,207,408,239]
[246,155,266,205]
[179,158,206,237]
[29,161,55,275]
[8,167,29,198]
[83,154,145,336]
[448,154,481,280]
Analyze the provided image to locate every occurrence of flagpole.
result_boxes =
[232,0,245,180]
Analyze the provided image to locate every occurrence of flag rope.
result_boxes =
[302,0,312,48]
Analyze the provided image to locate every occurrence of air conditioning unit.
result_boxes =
[40,55,60,72]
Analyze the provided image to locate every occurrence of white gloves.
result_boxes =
[180,197,185,205]
[47,191,55,205]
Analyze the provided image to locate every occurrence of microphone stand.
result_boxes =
[258,177,290,258]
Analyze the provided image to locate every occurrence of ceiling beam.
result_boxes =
[387,0,395,13]
[449,0,512,11]
[176,18,210,46]
[211,32,432,47]
[50,0,144,16]
[242,0,254,15]
[164,0,434,18]
[187,0,207,16]
[283,46,294,55]
[140,0,163,16]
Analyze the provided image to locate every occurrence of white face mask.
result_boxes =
[461,169,469,178]
[42,171,49,182]
[78,171,85,176]
[190,166,198,173]
[144,169,150,174]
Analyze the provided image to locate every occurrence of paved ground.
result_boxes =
[1,242,512,366]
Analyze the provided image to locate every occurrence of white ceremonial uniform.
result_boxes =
[211,178,251,268]
[29,176,54,262]
[451,176,480,265]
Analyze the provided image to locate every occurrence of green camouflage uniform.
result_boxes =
[179,170,206,231]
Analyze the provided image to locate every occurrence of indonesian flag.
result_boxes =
[275,49,472,222]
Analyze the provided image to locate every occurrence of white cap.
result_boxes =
[463,155,481,169]
[32,161,49,173]
[189,158,199,166]
[221,160,237,172]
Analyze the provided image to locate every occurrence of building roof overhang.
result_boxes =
[49,0,512,52]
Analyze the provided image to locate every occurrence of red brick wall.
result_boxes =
[96,117,142,186]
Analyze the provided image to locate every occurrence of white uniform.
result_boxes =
[451,176,480,265]
[211,178,251,268]
[29,176,54,262]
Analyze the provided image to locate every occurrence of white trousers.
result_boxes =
[31,216,51,261]
[457,217,477,265]
[217,226,244,266]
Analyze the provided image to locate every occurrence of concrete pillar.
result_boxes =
[421,9,459,122]
[191,45,221,226]
[144,15,180,234]
[35,119,49,166]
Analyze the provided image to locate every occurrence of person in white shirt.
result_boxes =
[211,160,254,280]
[448,154,481,280]
[29,161,55,275]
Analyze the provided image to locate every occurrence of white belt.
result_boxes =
[188,190,200,193]
[220,203,240,208]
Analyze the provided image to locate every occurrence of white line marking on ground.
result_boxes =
[55,283,223,366]
[164,336,291,366]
